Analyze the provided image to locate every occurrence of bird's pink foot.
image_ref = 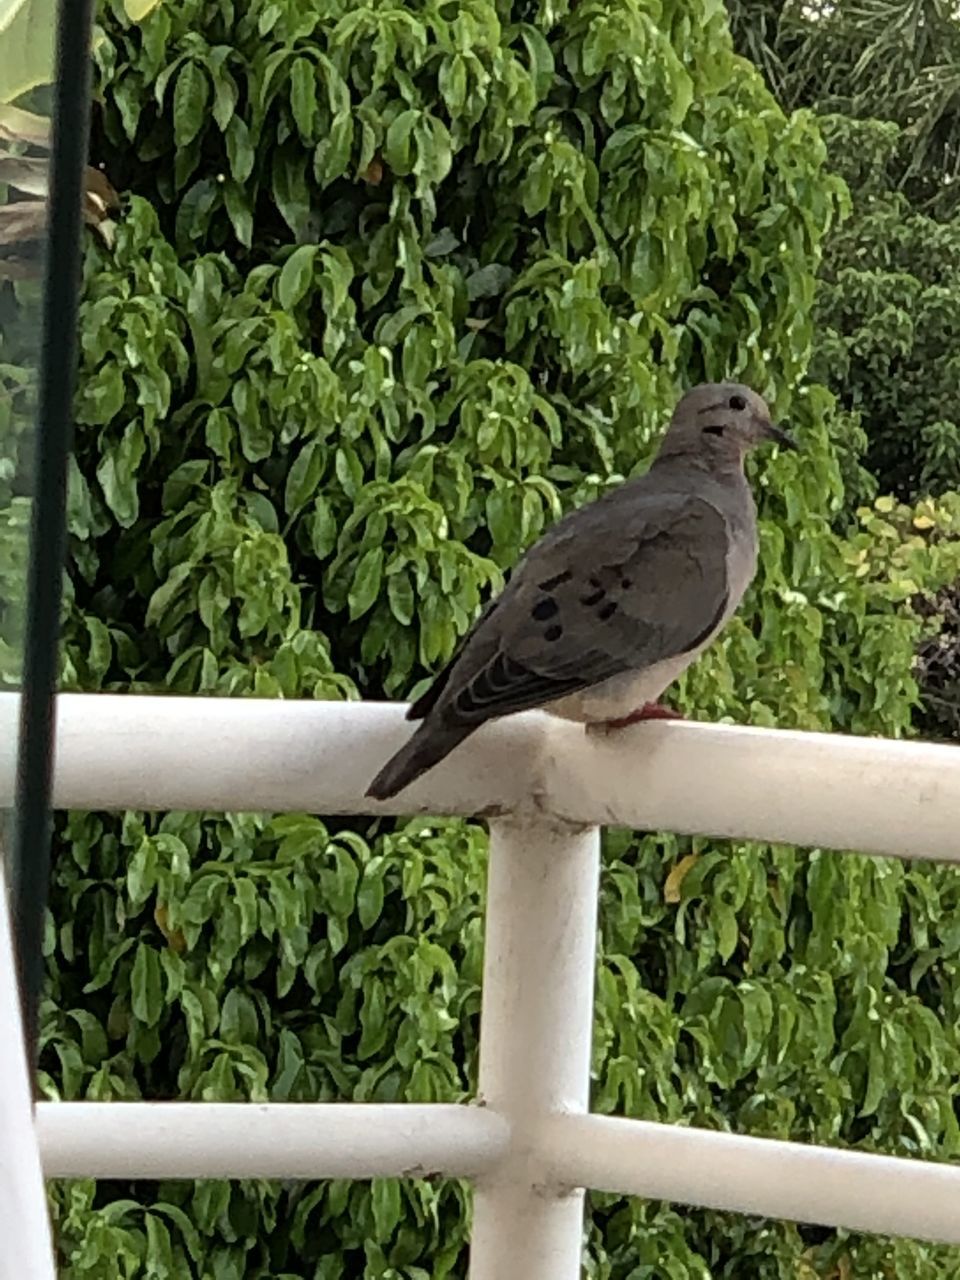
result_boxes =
[601,702,685,730]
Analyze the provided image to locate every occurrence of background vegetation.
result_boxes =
[729,0,960,741]
[1,0,959,1275]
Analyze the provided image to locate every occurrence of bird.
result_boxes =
[366,381,794,800]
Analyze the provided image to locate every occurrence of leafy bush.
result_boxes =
[729,0,960,830]
[729,2,960,507]
[11,0,959,1276]
[810,116,960,504]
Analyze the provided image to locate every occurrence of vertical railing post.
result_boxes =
[0,871,56,1278]
[469,816,601,1280]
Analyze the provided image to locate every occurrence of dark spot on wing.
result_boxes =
[539,569,572,591]
[531,597,559,622]
[581,578,605,606]
[544,624,563,642]
[620,578,632,590]
[597,601,618,622]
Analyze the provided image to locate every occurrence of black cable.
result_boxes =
[10,0,95,1070]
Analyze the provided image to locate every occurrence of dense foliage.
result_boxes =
[810,116,960,505]
[729,0,960,504]
[728,0,960,773]
[1,0,958,1276]
[728,0,960,219]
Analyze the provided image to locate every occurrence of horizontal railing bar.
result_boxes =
[0,694,542,817]
[36,1102,509,1180]
[2,693,959,860]
[38,1098,960,1246]
[546,718,960,862]
[542,1114,960,1245]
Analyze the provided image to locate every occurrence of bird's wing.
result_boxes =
[413,489,732,727]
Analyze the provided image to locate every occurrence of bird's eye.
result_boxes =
[728,394,747,411]
[704,424,724,437]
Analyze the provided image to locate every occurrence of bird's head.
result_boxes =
[658,382,795,463]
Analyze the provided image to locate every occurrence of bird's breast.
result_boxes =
[724,517,758,609]
[544,654,698,723]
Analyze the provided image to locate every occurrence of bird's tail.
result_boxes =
[365,719,475,801]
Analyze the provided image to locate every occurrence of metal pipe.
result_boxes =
[4,696,960,861]
[469,819,601,1280]
[542,1113,960,1245]
[544,718,960,862]
[36,1102,508,1180]
[0,694,544,817]
[0,876,55,1277]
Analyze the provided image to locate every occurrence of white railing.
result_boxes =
[0,870,57,1280]
[3,692,960,1279]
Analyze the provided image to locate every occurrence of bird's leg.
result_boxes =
[597,701,686,730]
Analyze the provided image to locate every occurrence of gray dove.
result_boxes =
[366,382,794,800]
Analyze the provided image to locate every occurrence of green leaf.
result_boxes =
[205,408,233,460]
[145,1214,174,1274]
[425,227,459,257]
[66,1009,108,1064]
[0,0,59,106]
[310,494,338,560]
[387,565,414,625]
[334,446,364,499]
[358,979,388,1059]
[131,944,164,1028]
[289,57,317,141]
[173,61,210,148]
[223,178,253,247]
[315,109,354,186]
[209,58,238,132]
[191,1181,230,1235]
[163,459,209,510]
[284,440,325,516]
[384,109,419,175]
[413,117,452,189]
[371,1178,402,1238]
[348,546,384,620]
[97,423,145,528]
[220,989,258,1044]
[467,263,514,301]
[225,114,254,183]
[438,54,468,115]
[127,838,158,908]
[85,616,113,683]
[238,400,274,461]
[77,361,125,426]
[357,862,385,929]
[277,244,317,311]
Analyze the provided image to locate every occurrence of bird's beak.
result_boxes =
[764,421,797,451]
